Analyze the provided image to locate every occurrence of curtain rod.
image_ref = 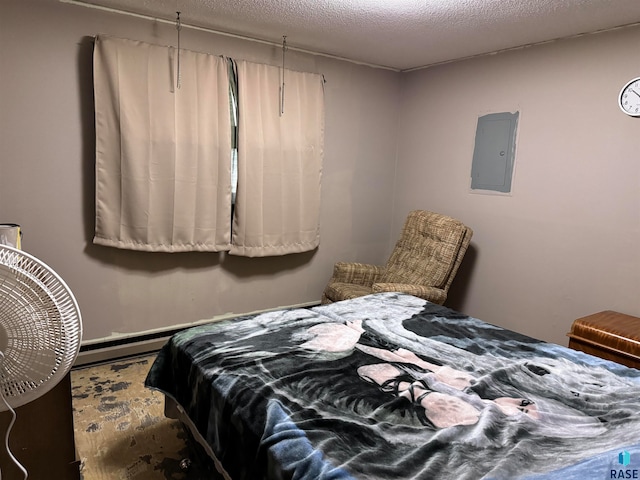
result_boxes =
[59,0,400,72]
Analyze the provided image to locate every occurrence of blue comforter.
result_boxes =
[145,293,640,480]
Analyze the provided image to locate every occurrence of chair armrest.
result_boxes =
[330,262,385,287]
[371,283,447,305]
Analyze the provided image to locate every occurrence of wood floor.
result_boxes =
[70,354,195,480]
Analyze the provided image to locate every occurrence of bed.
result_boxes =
[145,292,640,480]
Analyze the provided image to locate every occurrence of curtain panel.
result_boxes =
[230,60,324,257]
[93,35,232,252]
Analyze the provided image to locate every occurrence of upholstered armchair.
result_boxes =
[321,210,473,305]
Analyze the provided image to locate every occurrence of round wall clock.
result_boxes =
[618,77,640,116]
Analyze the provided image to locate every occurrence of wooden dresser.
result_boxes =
[567,310,640,369]
[0,373,80,480]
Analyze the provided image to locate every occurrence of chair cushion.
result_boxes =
[379,230,463,289]
[323,282,373,302]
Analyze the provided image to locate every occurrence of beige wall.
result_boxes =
[395,26,640,345]
[1,0,401,342]
[2,0,639,348]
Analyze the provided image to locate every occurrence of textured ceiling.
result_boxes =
[66,0,640,70]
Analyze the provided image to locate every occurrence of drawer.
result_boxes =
[567,310,640,369]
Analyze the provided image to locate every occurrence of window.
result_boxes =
[93,36,324,256]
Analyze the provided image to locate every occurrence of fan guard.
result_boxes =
[0,245,82,411]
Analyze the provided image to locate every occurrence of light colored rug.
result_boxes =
[71,354,213,480]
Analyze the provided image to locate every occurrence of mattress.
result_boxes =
[145,293,640,480]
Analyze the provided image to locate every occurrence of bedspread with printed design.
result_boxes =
[145,293,640,480]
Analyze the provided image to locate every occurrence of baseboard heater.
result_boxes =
[74,301,321,368]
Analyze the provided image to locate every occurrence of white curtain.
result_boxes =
[230,60,324,257]
[93,35,232,252]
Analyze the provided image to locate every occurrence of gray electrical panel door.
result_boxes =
[471,112,518,193]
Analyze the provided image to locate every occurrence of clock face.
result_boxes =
[619,77,640,116]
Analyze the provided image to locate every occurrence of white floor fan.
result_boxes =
[0,245,82,479]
